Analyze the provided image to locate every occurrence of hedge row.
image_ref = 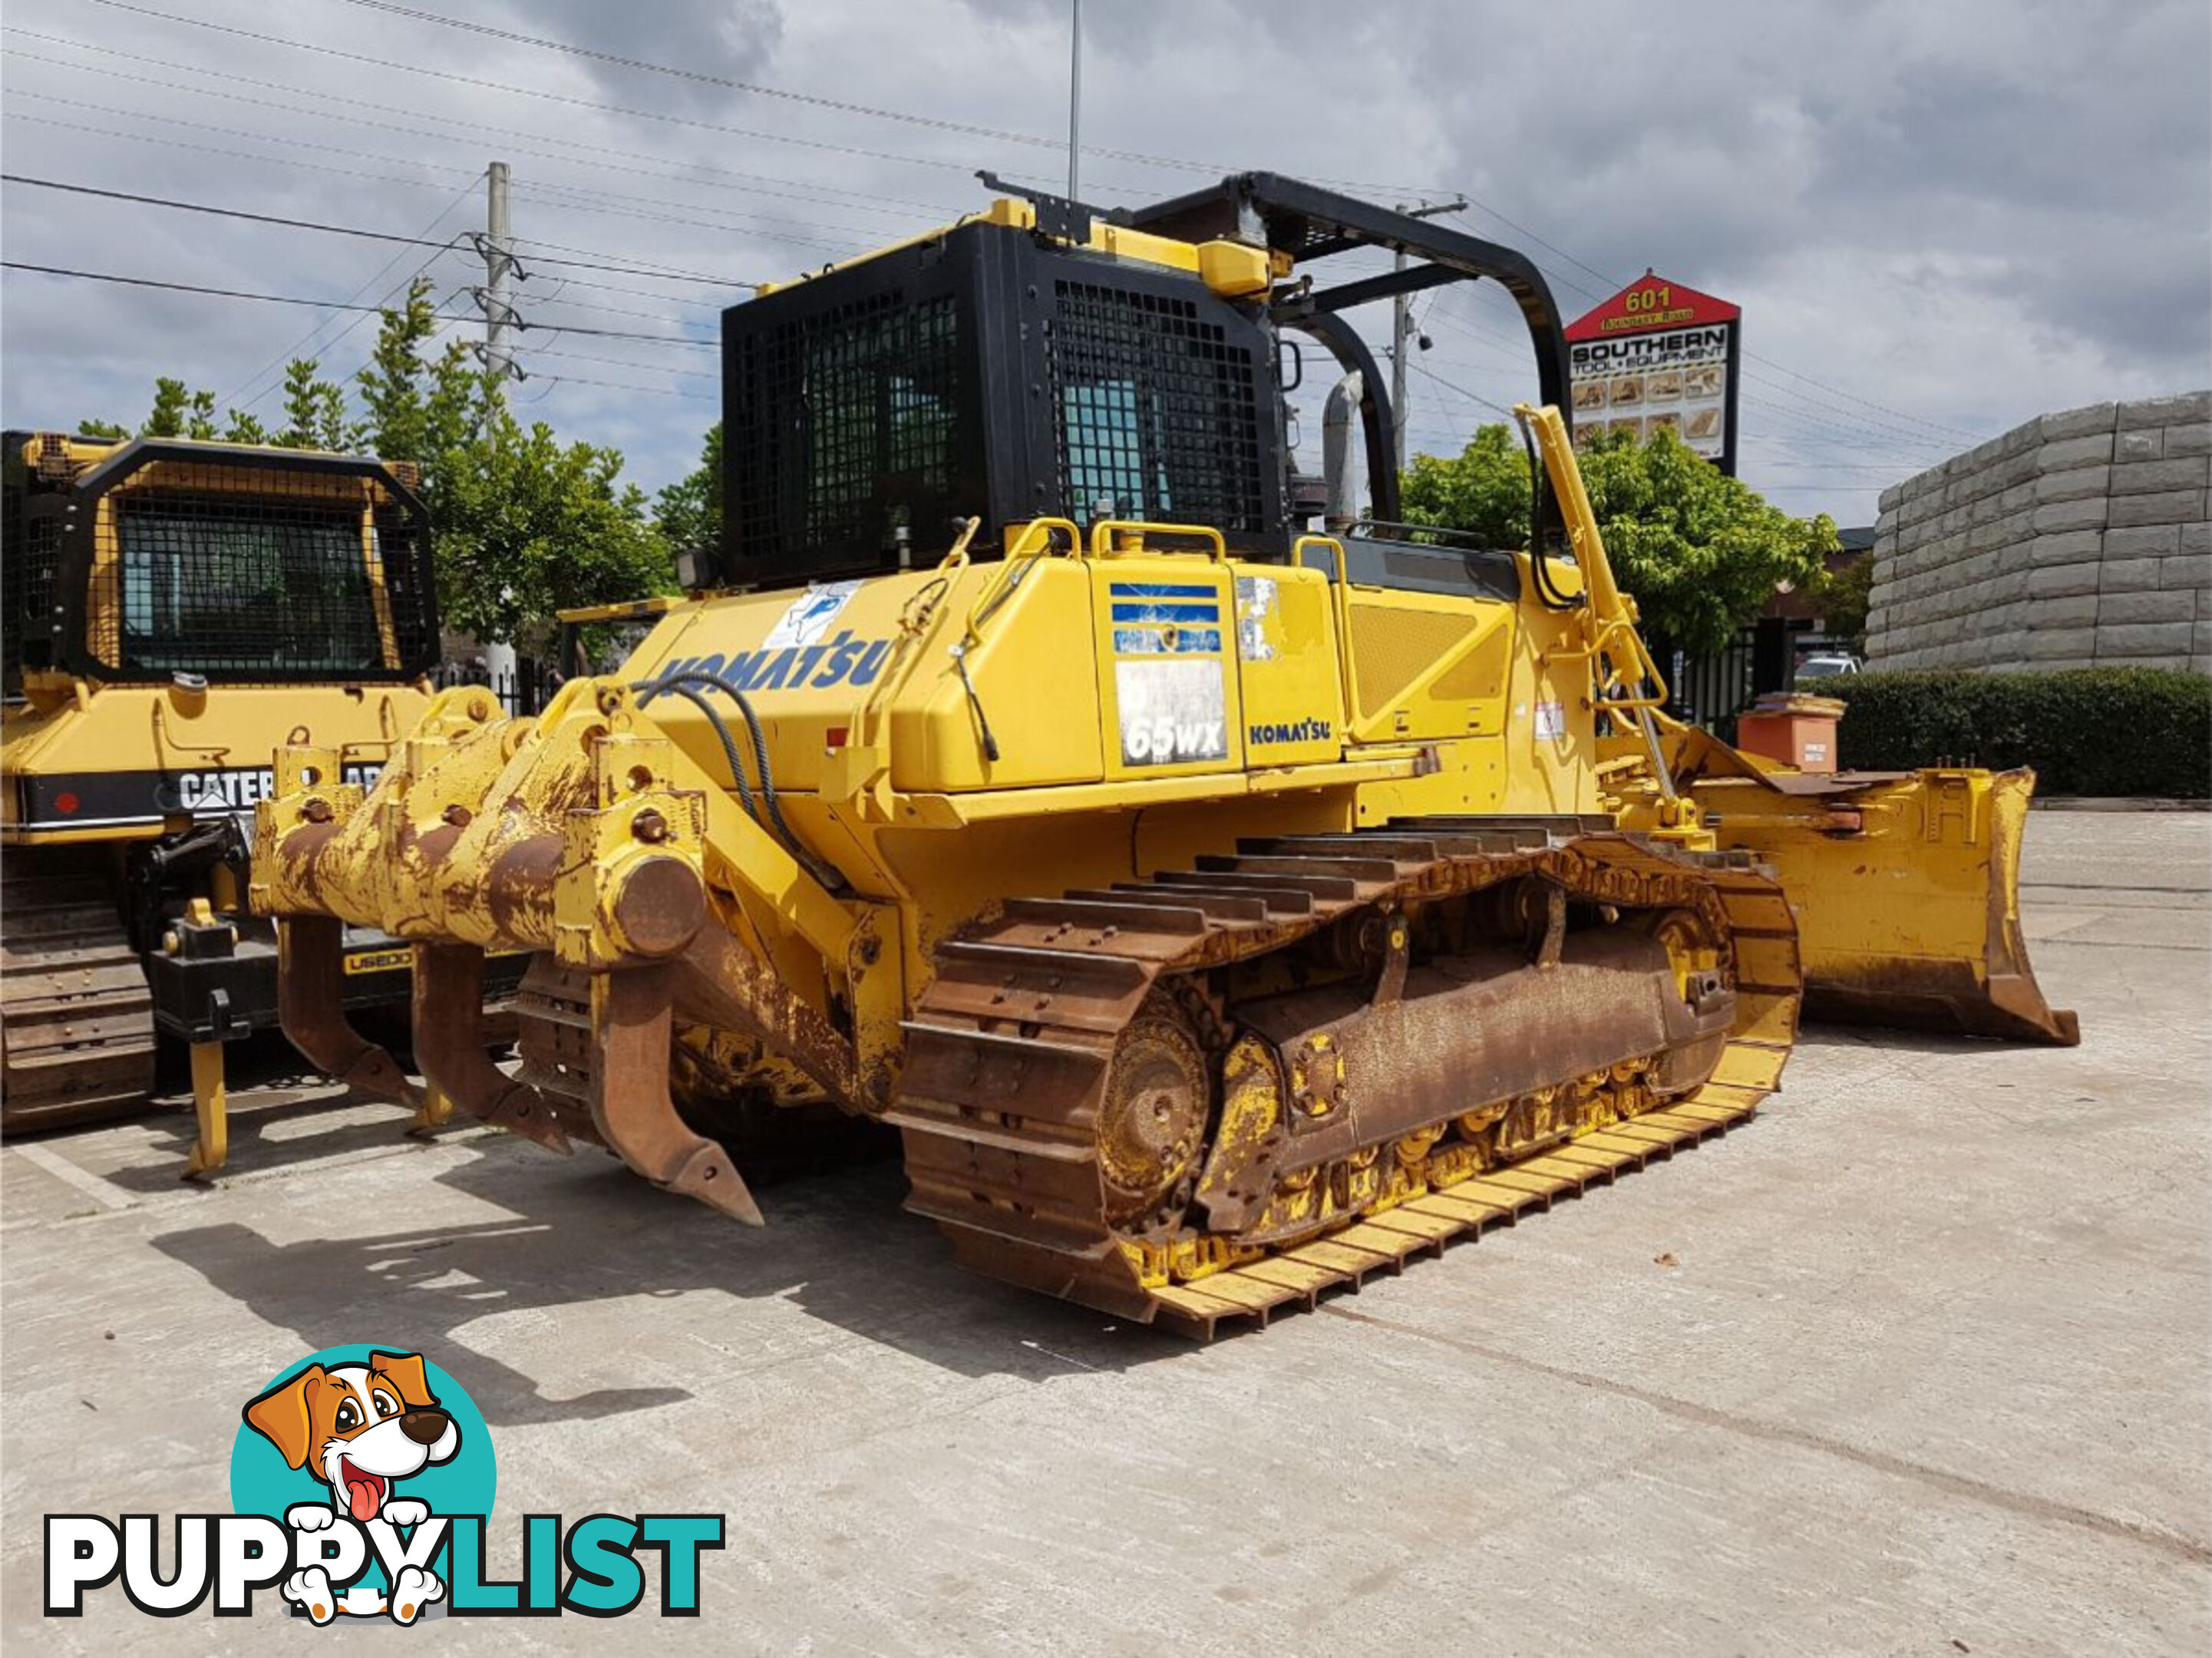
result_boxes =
[1824,668,2210,798]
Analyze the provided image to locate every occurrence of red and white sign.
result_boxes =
[1566,272,1741,473]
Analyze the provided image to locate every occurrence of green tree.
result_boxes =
[1808,552,1872,653]
[654,422,722,554]
[1401,423,1837,657]
[74,279,674,644]
[144,377,219,441]
[435,407,672,642]
[1401,423,1533,550]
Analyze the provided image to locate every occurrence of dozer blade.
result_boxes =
[1682,764,2078,1046]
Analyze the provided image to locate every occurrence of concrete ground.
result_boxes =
[3,811,2207,1654]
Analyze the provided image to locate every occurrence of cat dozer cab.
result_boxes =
[256,176,2069,1333]
[1,434,471,1168]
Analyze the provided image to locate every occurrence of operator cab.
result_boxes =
[705,173,1575,606]
[2,433,438,702]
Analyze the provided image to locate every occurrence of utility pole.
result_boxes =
[483,160,516,382]
[480,160,518,703]
[1390,195,1468,475]
[1067,0,1082,201]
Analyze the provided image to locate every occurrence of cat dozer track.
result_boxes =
[0,846,157,1132]
[893,821,1796,1336]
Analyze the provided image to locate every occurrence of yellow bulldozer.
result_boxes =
[251,175,2072,1334]
[0,432,496,1168]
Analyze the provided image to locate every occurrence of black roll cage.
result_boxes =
[1123,172,1574,548]
[9,438,440,685]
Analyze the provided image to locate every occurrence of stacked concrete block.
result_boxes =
[1866,391,2210,674]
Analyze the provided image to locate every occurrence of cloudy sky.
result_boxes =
[3,0,2207,527]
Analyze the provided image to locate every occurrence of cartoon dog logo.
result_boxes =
[242,1350,458,1624]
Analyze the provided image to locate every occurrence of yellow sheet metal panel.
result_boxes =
[894,560,1104,792]
[1350,735,1508,824]
[1339,586,1514,745]
[1230,563,1343,768]
[2,681,428,844]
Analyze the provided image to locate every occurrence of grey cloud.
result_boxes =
[3,0,2205,527]
[433,0,786,116]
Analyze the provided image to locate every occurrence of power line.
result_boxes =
[328,0,1129,162]
[525,345,716,379]
[1745,362,1985,445]
[1411,362,1519,419]
[5,29,966,223]
[1,260,484,319]
[0,261,716,348]
[521,288,720,329]
[2,171,466,252]
[40,4,1989,445]
[1738,392,1956,458]
[1740,372,1972,451]
[56,0,1076,189]
[536,372,715,401]
[511,179,856,259]
[326,0,1443,194]
[3,68,865,262]
[0,130,762,289]
[68,0,1443,198]
[5,106,486,195]
[1442,206,1989,447]
[12,54,1990,457]
[226,179,481,410]
[0,74,1978,455]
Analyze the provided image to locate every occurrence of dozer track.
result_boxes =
[891,819,1798,1338]
[1,847,157,1133]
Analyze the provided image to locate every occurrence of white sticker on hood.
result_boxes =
[1235,575,1279,662]
[763,580,863,649]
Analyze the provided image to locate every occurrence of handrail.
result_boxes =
[999,516,1083,563]
[1086,519,1228,560]
[1291,532,1349,586]
[1293,534,1362,727]
[959,518,1078,653]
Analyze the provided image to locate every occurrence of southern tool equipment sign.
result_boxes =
[1566,271,1742,475]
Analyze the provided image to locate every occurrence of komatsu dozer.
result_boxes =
[254,176,2069,1333]
[0,434,466,1168]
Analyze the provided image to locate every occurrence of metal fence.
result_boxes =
[1649,619,1855,739]
[432,659,560,718]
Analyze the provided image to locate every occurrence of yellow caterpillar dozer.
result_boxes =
[0,434,513,1168]
[253,175,2070,1334]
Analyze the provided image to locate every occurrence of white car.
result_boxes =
[1795,652,1861,681]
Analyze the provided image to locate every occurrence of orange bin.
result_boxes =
[1734,692,1846,773]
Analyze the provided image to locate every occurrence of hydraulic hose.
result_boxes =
[1519,418,1583,613]
[631,667,849,895]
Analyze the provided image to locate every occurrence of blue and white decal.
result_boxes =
[763,580,863,649]
[1108,581,1221,626]
[1108,581,1223,658]
[1113,626,1223,656]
